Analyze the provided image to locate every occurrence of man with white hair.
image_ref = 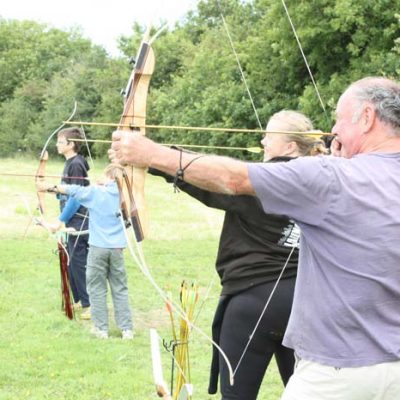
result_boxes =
[109,77,400,399]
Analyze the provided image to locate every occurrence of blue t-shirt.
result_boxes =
[248,153,400,368]
[65,182,127,248]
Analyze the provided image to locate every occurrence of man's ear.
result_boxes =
[361,104,376,133]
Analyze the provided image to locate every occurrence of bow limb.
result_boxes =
[115,171,144,242]
[118,25,157,239]
[217,1,263,130]
[35,151,48,217]
[40,102,78,160]
[35,102,78,218]
[280,0,330,125]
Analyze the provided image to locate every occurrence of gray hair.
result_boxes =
[351,77,400,134]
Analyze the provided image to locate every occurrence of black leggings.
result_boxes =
[219,279,295,400]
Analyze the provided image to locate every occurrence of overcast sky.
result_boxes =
[1,0,198,56]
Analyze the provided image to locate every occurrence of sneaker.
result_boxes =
[91,326,108,339]
[73,301,82,311]
[122,330,134,340]
[80,307,91,320]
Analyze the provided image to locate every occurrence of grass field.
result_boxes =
[0,157,284,399]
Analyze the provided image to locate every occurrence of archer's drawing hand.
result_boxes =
[108,130,156,167]
[330,137,343,157]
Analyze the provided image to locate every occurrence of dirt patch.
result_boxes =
[134,307,171,329]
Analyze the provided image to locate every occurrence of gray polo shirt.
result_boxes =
[248,153,400,367]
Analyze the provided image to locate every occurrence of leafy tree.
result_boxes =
[0,1,399,158]
[0,79,47,156]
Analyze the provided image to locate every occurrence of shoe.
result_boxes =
[122,330,134,340]
[80,307,91,320]
[91,326,108,339]
[73,301,82,311]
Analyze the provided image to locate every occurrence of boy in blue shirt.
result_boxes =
[39,164,133,339]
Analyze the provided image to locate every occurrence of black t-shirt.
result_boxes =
[60,154,90,225]
[149,156,299,295]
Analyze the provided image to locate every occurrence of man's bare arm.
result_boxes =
[109,131,255,196]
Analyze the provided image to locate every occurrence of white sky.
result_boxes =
[1,0,198,56]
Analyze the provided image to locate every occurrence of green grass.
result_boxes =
[0,157,284,399]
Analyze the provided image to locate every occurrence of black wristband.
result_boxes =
[173,148,205,193]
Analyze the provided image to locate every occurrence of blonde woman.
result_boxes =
[261,110,326,161]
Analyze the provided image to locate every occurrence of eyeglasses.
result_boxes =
[56,141,68,145]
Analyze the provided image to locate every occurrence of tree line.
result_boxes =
[0,0,399,159]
